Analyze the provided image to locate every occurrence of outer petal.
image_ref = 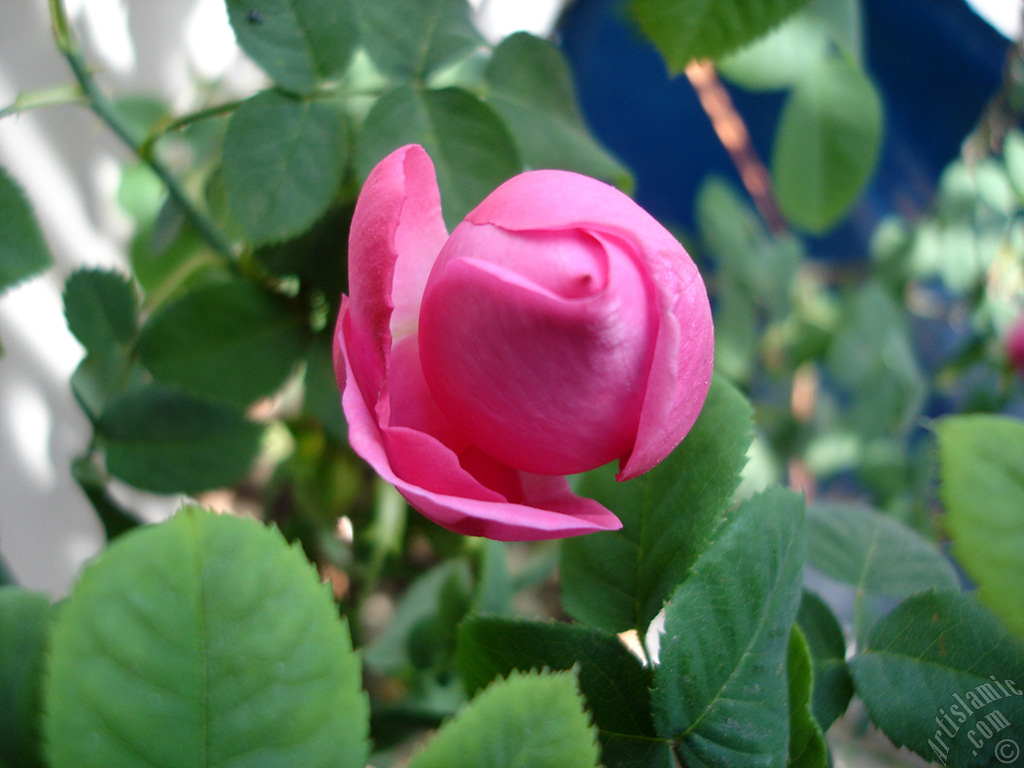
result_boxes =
[336,302,621,540]
[347,143,448,368]
[463,170,714,480]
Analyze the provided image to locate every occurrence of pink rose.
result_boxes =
[334,145,713,540]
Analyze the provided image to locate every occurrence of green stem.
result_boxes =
[0,83,85,121]
[47,0,235,262]
[139,98,247,159]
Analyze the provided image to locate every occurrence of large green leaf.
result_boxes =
[717,15,830,91]
[937,415,1024,639]
[796,591,852,730]
[849,590,1024,768]
[458,616,673,768]
[0,166,52,295]
[137,279,307,406]
[561,375,752,634]
[352,0,482,81]
[225,0,358,93]
[484,33,631,190]
[97,384,263,494]
[631,0,812,71]
[786,627,829,768]
[407,670,599,768]
[807,502,959,600]
[772,54,882,233]
[44,507,368,768]
[356,86,521,229]
[652,488,806,768]
[0,588,54,768]
[223,89,347,245]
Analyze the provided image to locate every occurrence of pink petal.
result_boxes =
[336,302,621,540]
[419,226,655,475]
[463,169,713,480]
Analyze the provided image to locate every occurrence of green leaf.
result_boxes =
[717,15,830,91]
[137,279,306,406]
[0,166,53,294]
[352,0,482,81]
[772,54,882,233]
[363,560,472,675]
[63,269,137,353]
[484,33,632,190]
[796,592,852,730]
[652,488,806,768]
[97,384,263,495]
[807,502,959,601]
[849,590,1024,768]
[937,415,1024,639]
[223,90,347,245]
[356,86,521,229]
[408,670,600,768]
[561,375,752,634]
[631,0,812,71]
[44,507,369,768]
[0,587,54,768]
[225,0,358,93]
[457,616,673,768]
[786,627,829,768]
[826,281,925,438]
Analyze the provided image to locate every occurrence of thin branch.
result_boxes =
[0,83,85,121]
[685,59,787,236]
[139,98,248,159]
[47,0,235,262]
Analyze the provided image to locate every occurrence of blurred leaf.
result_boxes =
[826,282,925,438]
[786,627,829,768]
[44,507,369,768]
[652,488,806,767]
[484,32,631,190]
[717,15,830,91]
[356,86,520,229]
[303,335,348,441]
[714,282,758,383]
[0,166,52,294]
[352,0,482,81]
[849,590,1024,768]
[253,203,350,302]
[97,384,263,495]
[0,587,53,768]
[63,269,137,353]
[1003,129,1024,202]
[772,55,882,233]
[471,541,513,616]
[796,591,852,729]
[363,560,472,675]
[805,0,862,61]
[937,415,1024,638]
[225,0,358,93]
[111,95,169,146]
[408,670,600,768]
[137,279,306,406]
[561,376,752,634]
[71,456,140,540]
[631,0,812,71]
[224,90,347,245]
[458,616,673,768]
[807,502,959,600]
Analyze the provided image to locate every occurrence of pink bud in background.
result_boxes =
[1007,314,1024,373]
[334,145,713,540]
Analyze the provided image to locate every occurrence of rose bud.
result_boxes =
[334,145,713,540]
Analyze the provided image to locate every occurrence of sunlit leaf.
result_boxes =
[0,166,52,294]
